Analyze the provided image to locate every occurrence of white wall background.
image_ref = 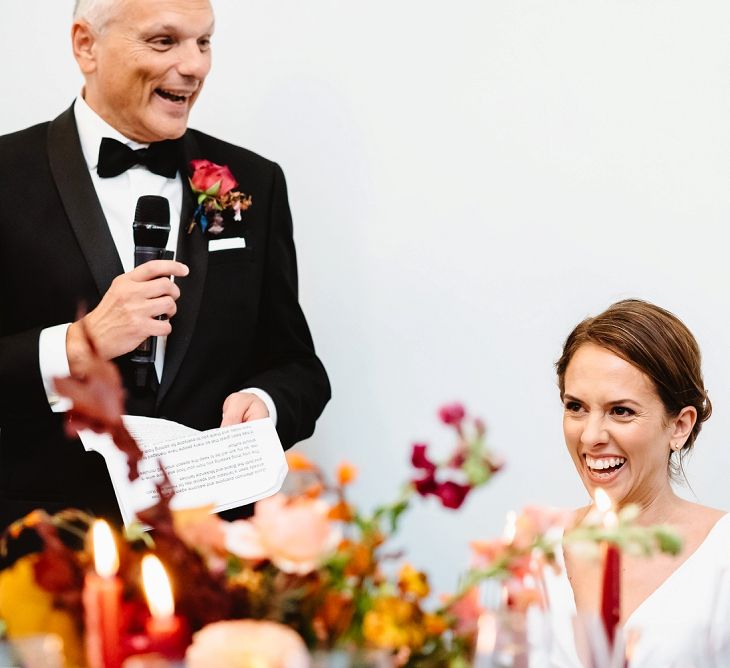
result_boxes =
[3,1,730,597]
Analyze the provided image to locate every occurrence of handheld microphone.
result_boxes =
[130,195,173,386]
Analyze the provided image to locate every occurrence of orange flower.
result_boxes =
[302,482,325,499]
[286,450,315,471]
[341,540,375,578]
[312,591,355,643]
[327,500,354,522]
[423,612,448,636]
[336,462,358,486]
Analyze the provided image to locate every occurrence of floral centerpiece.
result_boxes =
[0,325,507,667]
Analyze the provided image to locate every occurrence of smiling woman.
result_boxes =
[545,299,729,667]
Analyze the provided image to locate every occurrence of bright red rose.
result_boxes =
[190,159,238,196]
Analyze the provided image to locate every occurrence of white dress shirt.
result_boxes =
[39,96,276,424]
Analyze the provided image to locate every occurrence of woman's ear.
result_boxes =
[671,406,698,450]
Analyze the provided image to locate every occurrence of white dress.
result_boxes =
[541,513,730,668]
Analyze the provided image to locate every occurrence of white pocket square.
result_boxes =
[208,236,246,251]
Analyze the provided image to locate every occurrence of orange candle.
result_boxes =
[141,555,188,660]
[83,520,122,668]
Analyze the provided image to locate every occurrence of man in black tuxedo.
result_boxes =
[0,0,330,532]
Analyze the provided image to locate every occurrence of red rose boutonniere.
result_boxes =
[187,159,253,235]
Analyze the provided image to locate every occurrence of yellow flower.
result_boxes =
[398,563,430,599]
[0,555,84,668]
[362,596,425,650]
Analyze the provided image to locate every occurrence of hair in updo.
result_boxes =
[555,299,712,480]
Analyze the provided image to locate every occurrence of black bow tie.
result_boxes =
[97,137,181,179]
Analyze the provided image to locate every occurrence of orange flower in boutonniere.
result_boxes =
[187,159,253,235]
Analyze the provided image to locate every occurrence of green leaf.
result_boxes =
[205,180,222,197]
[654,525,683,555]
[124,522,155,548]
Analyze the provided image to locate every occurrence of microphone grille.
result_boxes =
[134,195,170,225]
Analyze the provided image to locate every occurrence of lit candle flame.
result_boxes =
[502,510,517,544]
[594,488,612,513]
[91,520,119,578]
[142,555,175,619]
[594,489,618,528]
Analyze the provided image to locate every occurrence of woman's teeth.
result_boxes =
[586,456,626,471]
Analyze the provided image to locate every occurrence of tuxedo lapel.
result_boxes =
[158,131,209,404]
[47,105,123,299]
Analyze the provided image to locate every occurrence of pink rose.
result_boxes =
[443,586,484,637]
[186,620,310,668]
[223,493,341,574]
[189,159,238,196]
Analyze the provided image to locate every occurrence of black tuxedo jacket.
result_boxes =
[0,106,330,531]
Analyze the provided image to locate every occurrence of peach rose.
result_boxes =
[223,493,341,574]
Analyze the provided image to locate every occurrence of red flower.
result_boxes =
[438,403,466,426]
[435,481,471,509]
[413,472,438,496]
[190,159,238,196]
[411,443,436,472]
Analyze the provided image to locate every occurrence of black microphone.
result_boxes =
[130,195,173,387]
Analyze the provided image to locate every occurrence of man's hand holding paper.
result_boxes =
[78,416,288,527]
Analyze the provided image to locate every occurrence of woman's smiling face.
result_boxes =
[562,343,679,507]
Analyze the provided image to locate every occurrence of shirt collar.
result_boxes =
[74,94,149,172]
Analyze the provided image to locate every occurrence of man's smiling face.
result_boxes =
[76,0,214,143]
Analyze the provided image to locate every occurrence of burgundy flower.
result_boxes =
[411,443,436,472]
[435,480,472,509]
[413,472,438,497]
[438,403,466,426]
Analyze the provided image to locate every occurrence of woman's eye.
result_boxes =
[565,401,582,412]
[611,406,634,417]
[198,37,212,50]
